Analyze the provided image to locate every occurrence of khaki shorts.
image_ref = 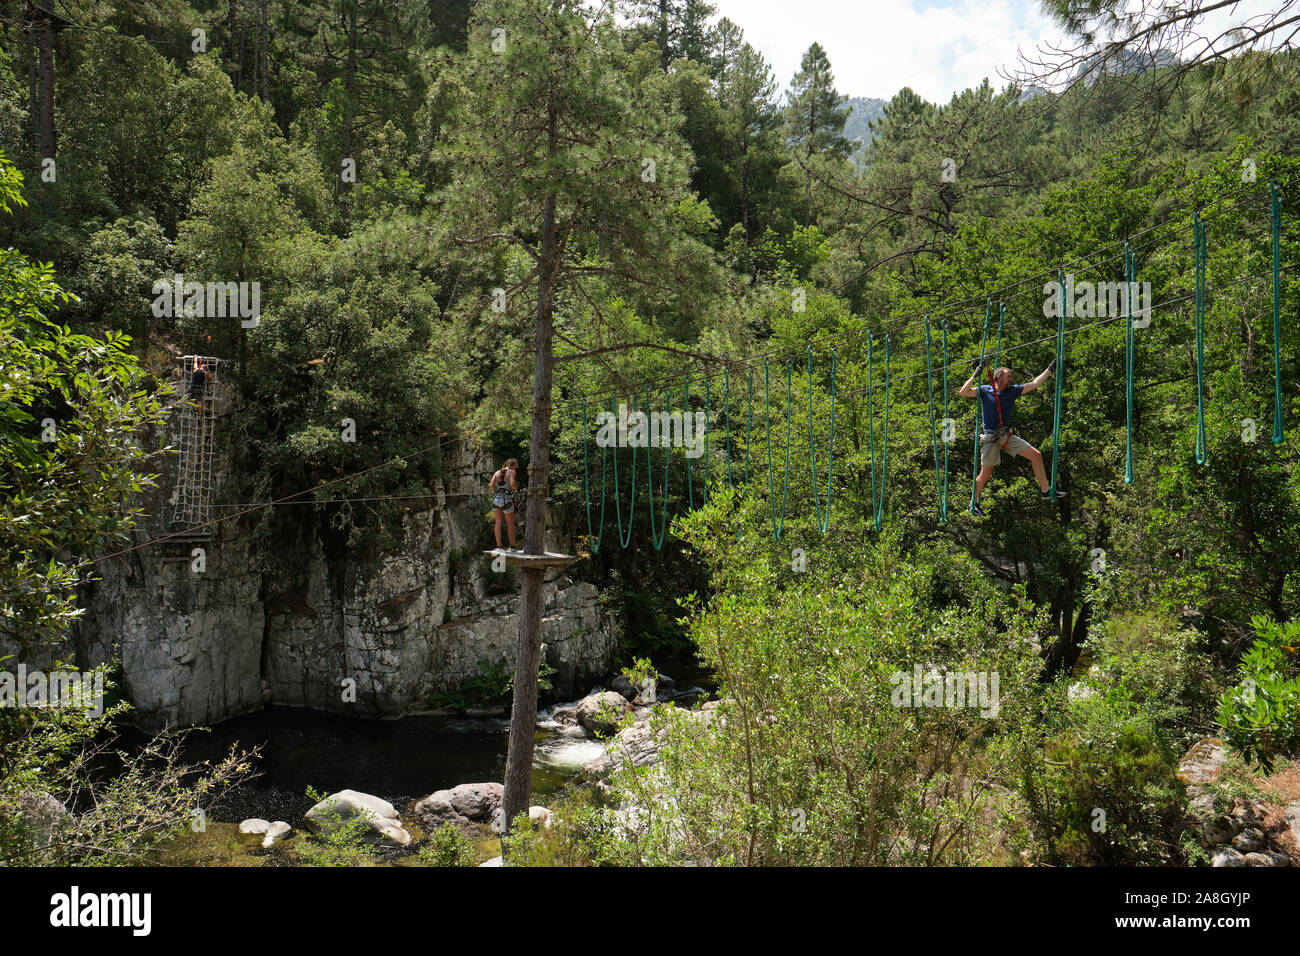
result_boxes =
[980,431,1032,468]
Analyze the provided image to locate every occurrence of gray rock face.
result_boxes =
[238,818,271,835]
[21,406,617,729]
[304,789,410,847]
[413,782,503,831]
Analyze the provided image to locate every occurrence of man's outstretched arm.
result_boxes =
[1021,362,1054,395]
[958,360,983,398]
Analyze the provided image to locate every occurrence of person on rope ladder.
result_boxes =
[187,359,212,407]
[490,458,519,550]
[959,360,1066,516]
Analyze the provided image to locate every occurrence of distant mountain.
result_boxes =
[844,95,887,162]
[1075,46,1180,87]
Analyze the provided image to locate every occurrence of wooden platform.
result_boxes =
[483,548,584,569]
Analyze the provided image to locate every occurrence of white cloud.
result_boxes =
[709,0,1289,103]
[711,0,1063,102]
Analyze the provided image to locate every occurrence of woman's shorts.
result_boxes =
[492,494,514,515]
[980,432,1032,468]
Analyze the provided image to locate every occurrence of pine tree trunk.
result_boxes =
[502,91,560,839]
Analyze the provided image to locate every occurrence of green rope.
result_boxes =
[1273,180,1285,445]
[994,300,1006,367]
[1049,271,1066,494]
[807,345,836,533]
[746,368,754,486]
[613,392,637,548]
[764,358,792,540]
[703,372,711,499]
[969,299,992,513]
[1124,242,1136,483]
[1194,210,1208,465]
[867,333,891,531]
[723,367,734,488]
[647,385,671,550]
[924,315,951,523]
[683,374,694,509]
[581,396,610,553]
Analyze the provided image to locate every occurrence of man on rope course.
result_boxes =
[959,360,1066,517]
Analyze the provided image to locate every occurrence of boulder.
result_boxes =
[608,675,637,701]
[304,789,411,847]
[528,806,552,828]
[1211,848,1246,867]
[413,782,503,831]
[479,855,503,867]
[261,821,291,848]
[1243,851,1289,867]
[16,790,71,848]
[1177,737,1226,789]
[239,818,271,835]
[1203,815,1239,846]
[1231,827,1265,853]
[576,691,630,736]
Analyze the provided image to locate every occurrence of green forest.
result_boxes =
[2,0,1300,877]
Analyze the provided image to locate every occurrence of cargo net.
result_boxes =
[168,355,222,534]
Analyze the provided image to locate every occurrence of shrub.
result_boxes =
[296,786,380,867]
[416,823,478,867]
[1217,615,1300,772]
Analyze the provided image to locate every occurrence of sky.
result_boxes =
[708,0,1286,104]
[711,0,1068,103]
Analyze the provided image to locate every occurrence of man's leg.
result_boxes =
[1019,445,1049,492]
[975,463,995,500]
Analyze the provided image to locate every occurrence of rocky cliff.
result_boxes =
[60,380,617,731]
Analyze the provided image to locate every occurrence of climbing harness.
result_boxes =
[984,301,1012,452]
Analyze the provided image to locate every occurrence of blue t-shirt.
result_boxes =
[978,383,1023,432]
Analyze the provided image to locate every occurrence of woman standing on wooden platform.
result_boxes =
[490,458,519,550]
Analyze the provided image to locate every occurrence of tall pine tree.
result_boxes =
[785,42,851,226]
[431,0,711,833]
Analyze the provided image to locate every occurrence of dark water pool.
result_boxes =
[170,707,520,824]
